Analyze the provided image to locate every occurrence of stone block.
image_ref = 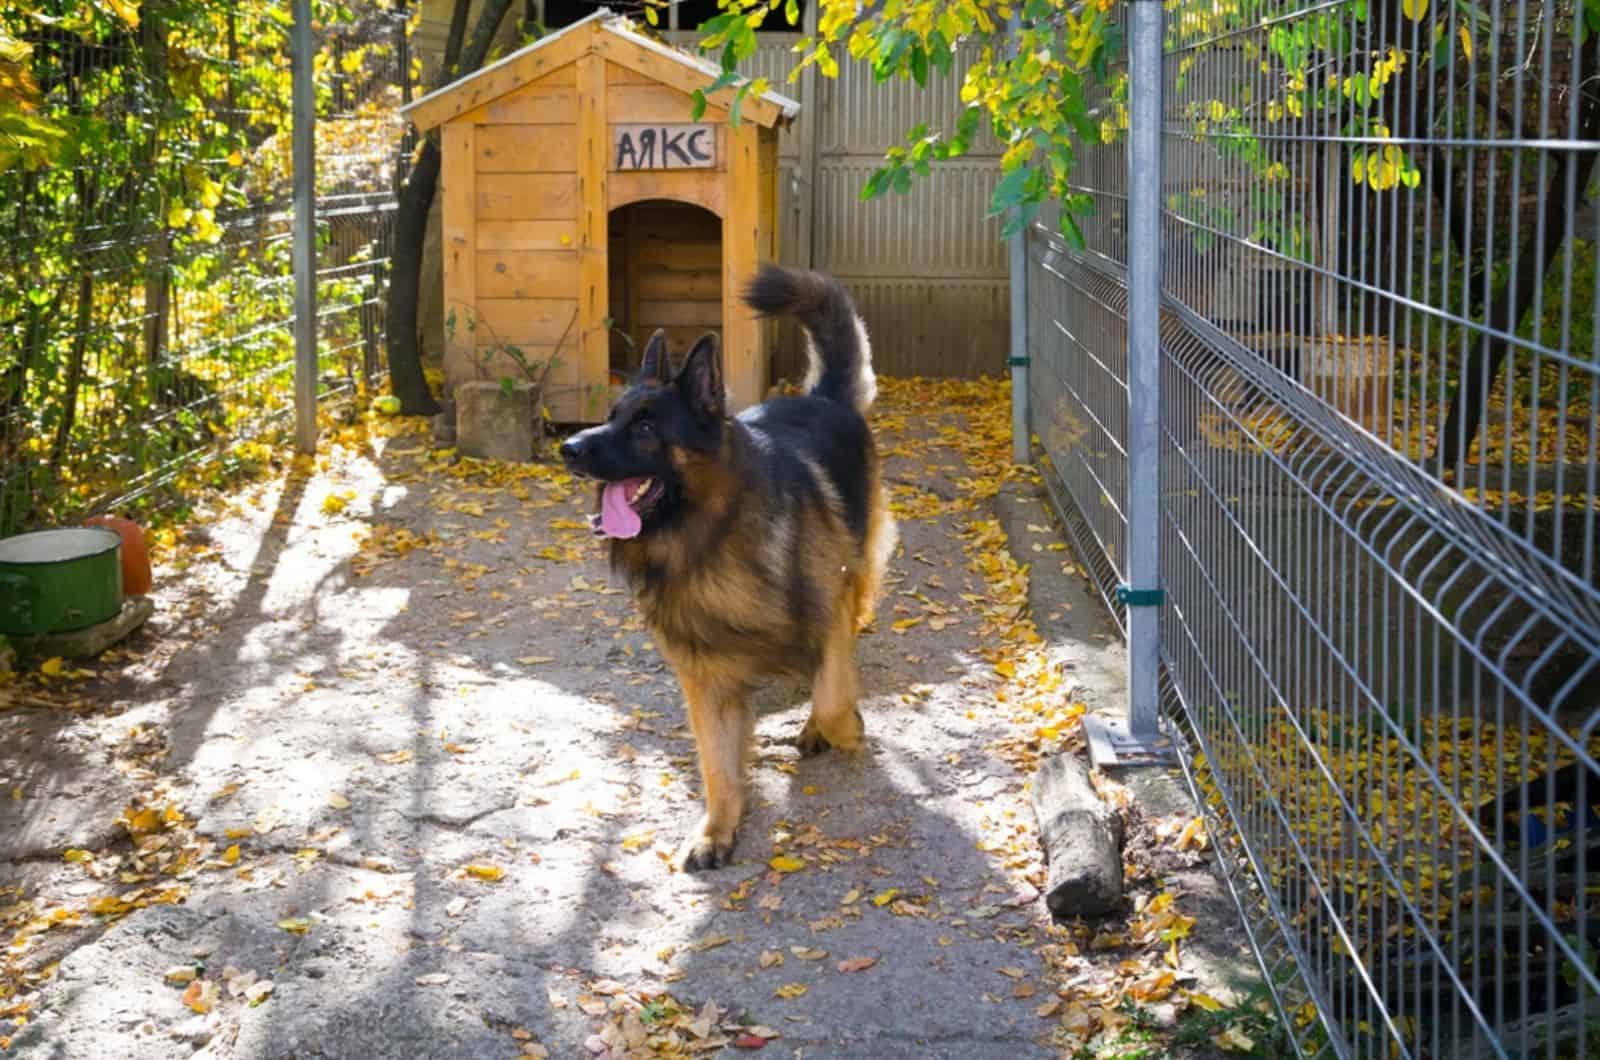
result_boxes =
[11,595,155,661]
[455,380,537,462]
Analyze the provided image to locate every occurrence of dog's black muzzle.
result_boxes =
[559,426,607,476]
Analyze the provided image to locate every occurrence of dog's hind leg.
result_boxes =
[856,481,897,632]
[677,670,752,872]
[798,605,865,757]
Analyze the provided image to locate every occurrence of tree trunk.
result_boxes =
[139,0,171,370]
[442,0,470,75]
[1432,35,1600,471]
[387,138,443,414]
[50,267,96,472]
[385,0,516,415]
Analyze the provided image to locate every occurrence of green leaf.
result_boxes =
[909,45,929,86]
[1000,199,1040,239]
[690,89,709,122]
[1059,211,1086,253]
[989,164,1032,216]
[1092,22,1123,81]
[860,168,891,201]
[699,12,738,47]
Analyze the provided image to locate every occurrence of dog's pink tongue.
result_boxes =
[599,478,646,539]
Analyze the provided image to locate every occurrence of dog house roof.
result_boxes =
[401,9,801,133]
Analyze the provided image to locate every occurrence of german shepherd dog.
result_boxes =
[559,266,896,871]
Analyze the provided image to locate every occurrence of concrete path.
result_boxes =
[0,380,1261,1059]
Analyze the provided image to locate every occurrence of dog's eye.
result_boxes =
[632,418,654,437]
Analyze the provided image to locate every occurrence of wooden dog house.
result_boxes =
[402,10,798,423]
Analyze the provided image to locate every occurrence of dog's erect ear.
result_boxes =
[676,333,724,423]
[637,329,671,384]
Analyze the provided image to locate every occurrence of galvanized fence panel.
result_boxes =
[0,2,409,535]
[1030,1,1600,1056]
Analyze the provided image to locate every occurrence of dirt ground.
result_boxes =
[0,379,1267,1059]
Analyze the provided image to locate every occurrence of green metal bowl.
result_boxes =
[0,528,125,636]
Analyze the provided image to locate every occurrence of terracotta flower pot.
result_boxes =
[84,514,153,596]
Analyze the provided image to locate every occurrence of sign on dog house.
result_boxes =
[402,10,799,423]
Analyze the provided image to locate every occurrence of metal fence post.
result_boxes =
[1083,0,1171,768]
[1009,216,1029,465]
[291,0,318,455]
[1008,14,1030,466]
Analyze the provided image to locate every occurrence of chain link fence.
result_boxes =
[0,0,411,536]
[1028,0,1599,1056]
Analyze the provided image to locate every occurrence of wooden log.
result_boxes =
[1031,751,1125,919]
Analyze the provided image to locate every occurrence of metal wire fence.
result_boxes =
[1028,0,1600,1055]
[0,1,411,536]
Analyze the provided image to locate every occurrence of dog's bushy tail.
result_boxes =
[743,265,876,415]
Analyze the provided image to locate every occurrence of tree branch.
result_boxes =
[441,0,470,81]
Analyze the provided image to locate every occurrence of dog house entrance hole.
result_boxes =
[608,200,723,382]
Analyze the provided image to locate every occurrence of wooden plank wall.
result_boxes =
[454,66,583,412]
[607,202,723,371]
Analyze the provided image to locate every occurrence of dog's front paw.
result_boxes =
[676,820,736,872]
[795,718,832,757]
[796,708,864,757]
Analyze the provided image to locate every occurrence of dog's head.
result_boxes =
[559,329,725,540]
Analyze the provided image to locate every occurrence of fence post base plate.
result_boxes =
[1084,714,1175,769]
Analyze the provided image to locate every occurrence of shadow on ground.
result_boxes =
[2,383,1258,1058]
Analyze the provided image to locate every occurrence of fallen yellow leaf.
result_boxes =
[462,863,505,882]
[122,808,162,835]
[181,979,218,1014]
[1127,969,1177,1002]
[768,855,805,873]
[277,917,311,935]
[773,983,808,1000]
[1213,1024,1256,1052]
